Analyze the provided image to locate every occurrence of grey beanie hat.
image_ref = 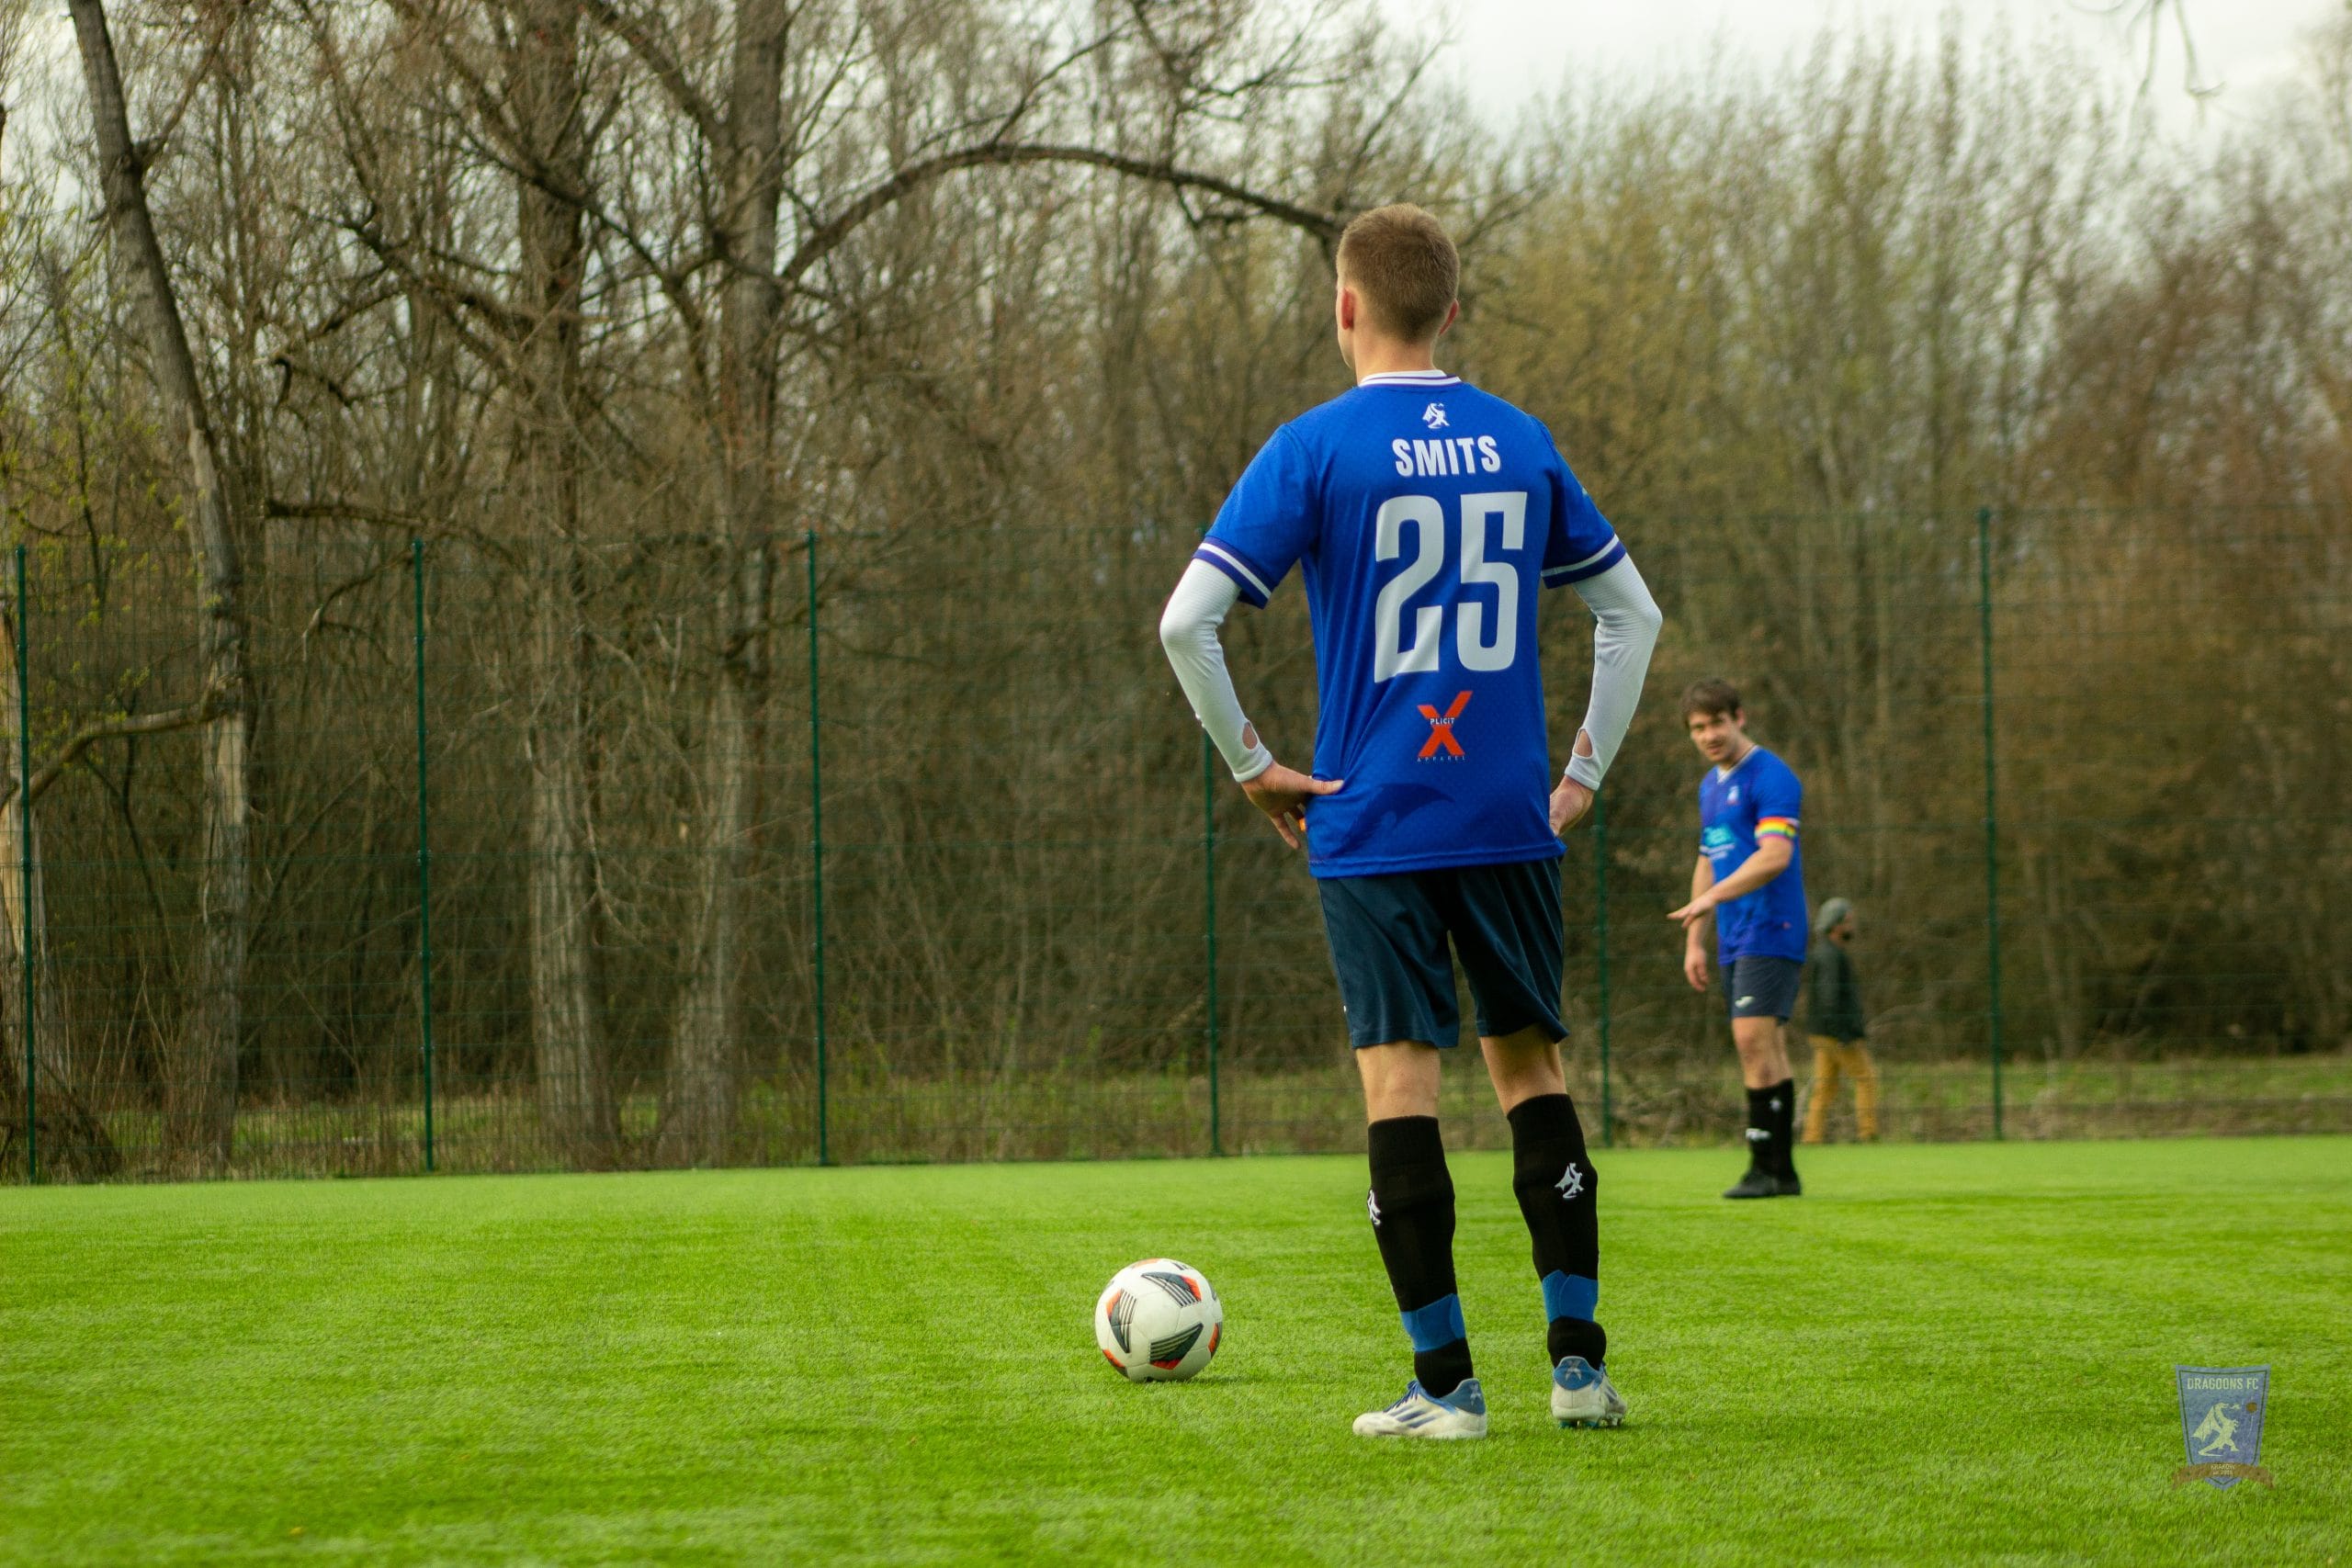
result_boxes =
[1815,897,1854,935]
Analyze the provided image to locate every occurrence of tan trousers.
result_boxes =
[1804,1036,1879,1143]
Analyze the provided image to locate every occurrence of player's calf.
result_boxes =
[1506,1092,1607,1371]
[1367,1114,1476,1401]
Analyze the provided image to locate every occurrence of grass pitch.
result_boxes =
[4,1139,2346,1565]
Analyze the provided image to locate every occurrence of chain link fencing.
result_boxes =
[4,504,2346,1181]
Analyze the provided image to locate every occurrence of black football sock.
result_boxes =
[1770,1077,1799,1176]
[1743,1085,1775,1171]
[1367,1115,1473,1399]
[1508,1093,1607,1370]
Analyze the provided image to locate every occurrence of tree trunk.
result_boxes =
[525,554,614,1161]
[70,0,252,1173]
[662,663,755,1165]
[659,0,788,1166]
[510,0,616,1164]
[0,795,120,1179]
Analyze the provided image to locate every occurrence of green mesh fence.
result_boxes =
[4,504,2346,1182]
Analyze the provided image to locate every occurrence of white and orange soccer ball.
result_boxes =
[1093,1258,1224,1382]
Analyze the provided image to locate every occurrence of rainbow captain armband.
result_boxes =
[1757,816,1799,840]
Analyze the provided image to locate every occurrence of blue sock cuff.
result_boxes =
[1400,1292,1467,1352]
[1542,1270,1599,1323]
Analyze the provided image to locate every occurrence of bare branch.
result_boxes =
[11,698,224,810]
[264,496,524,569]
[326,207,530,378]
[127,0,244,173]
[784,142,1341,288]
[2091,1,2223,100]
[575,0,725,150]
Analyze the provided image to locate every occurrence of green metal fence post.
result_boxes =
[15,546,35,1184]
[806,530,830,1166]
[1975,507,2007,1140]
[1201,731,1222,1156]
[411,539,435,1173]
[1593,787,1613,1149]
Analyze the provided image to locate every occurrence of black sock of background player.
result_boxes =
[1743,1084,1776,1171]
[1367,1115,1474,1399]
[1508,1094,1608,1369]
[1770,1077,1799,1176]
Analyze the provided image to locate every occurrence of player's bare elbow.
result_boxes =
[1756,838,1794,875]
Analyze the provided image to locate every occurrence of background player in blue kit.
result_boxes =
[1158,205,1662,1438]
[1668,680,1809,1200]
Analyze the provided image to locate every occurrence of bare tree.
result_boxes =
[504,0,619,1163]
[580,0,1354,1161]
[587,0,794,1166]
[68,0,253,1172]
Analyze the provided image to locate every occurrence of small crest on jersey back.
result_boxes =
[1421,401,1448,429]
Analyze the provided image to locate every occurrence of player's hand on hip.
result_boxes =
[1551,776,1595,837]
[1240,763,1341,851]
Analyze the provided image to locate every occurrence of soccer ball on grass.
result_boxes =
[1094,1258,1223,1382]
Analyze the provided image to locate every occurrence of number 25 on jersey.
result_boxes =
[1373,491,1527,682]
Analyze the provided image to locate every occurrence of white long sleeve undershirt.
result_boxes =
[1159,553,1663,791]
[1563,554,1664,789]
[1159,560,1273,781]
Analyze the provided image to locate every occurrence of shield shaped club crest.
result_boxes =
[2173,1366,2272,1490]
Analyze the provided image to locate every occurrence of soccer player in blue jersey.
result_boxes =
[1158,205,1662,1439]
[1667,680,1808,1200]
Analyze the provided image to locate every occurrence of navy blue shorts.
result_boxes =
[1721,954,1804,1021]
[1317,859,1566,1050]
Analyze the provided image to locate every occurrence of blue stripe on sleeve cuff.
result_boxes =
[1542,1270,1599,1323]
[1400,1293,1468,1351]
[1191,547,1266,607]
[1192,540,1276,606]
[1542,538,1626,588]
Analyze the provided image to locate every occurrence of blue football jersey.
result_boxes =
[1697,748,1808,962]
[1194,370,1624,877]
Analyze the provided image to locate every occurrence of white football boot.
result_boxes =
[1551,1356,1628,1428]
[1352,1378,1488,1439]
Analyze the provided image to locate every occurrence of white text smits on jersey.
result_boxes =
[1392,436,1502,478]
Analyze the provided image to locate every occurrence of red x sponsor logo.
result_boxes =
[1418,691,1471,759]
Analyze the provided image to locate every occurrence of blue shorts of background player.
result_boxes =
[1722,954,1804,1023]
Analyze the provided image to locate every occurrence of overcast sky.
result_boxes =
[1372,0,2344,136]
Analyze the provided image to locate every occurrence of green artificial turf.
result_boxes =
[4,1139,2347,1565]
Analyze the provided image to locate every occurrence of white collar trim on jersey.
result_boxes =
[1359,369,1461,387]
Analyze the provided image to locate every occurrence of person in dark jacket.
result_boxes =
[1801,897,1877,1143]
